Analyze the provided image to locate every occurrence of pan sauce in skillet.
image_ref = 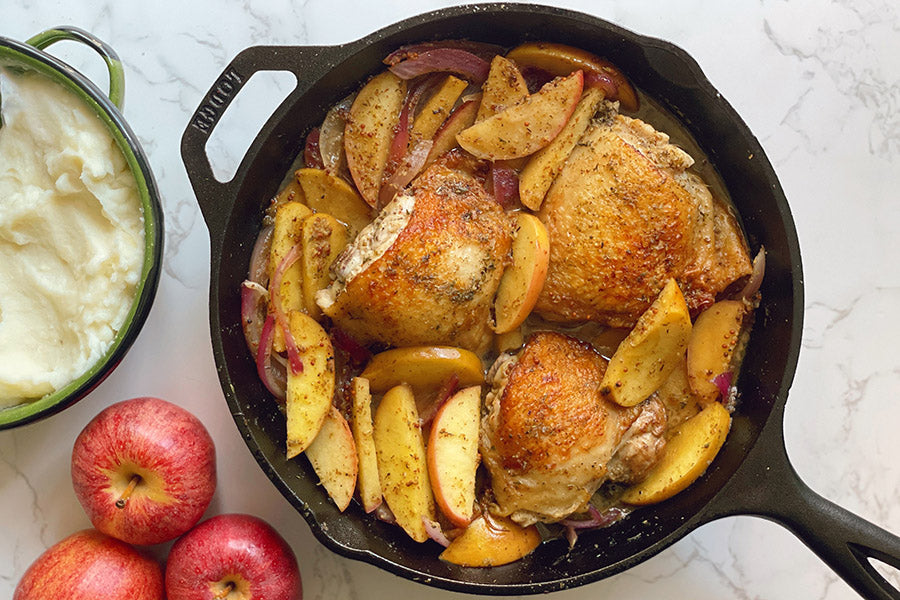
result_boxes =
[239,40,762,564]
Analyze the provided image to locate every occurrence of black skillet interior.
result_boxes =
[184,4,802,594]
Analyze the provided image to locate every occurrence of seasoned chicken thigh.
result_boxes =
[535,102,753,328]
[480,331,667,526]
[317,153,514,354]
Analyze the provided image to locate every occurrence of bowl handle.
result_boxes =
[26,26,125,109]
[180,44,336,251]
[706,409,900,599]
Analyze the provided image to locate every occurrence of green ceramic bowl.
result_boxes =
[0,27,163,429]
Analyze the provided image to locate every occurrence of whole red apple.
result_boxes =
[71,396,216,546]
[166,513,302,600]
[14,528,164,600]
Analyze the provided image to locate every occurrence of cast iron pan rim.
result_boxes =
[0,35,164,429]
[203,4,802,594]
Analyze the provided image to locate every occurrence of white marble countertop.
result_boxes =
[3,1,900,598]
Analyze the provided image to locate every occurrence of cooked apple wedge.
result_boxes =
[439,513,541,567]
[373,384,435,542]
[456,70,584,161]
[476,55,529,122]
[427,386,481,527]
[410,75,468,145]
[306,406,358,512]
[505,41,639,111]
[299,213,349,320]
[294,168,372,238]
[349,377,382,513]
[274,177,305,205]
[360,346,484,393]
[600,278,692,407]
[686,300,748,402]
[285,311,335,458]
[344,71,406,206]
[269,201,312,351]
[426,98,479,165]
[519,87,604,210]
[620,401,731,505]
[493,213,550,334]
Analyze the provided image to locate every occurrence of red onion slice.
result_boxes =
[712,371,734,400]
[736,246,766,300]
[330,327,372,367]
[419,373,460,427]
[373,503,396,524]
[388,49,490,85]
[256,313,287,400]
[584,70,619,102]
[378,139,433,209]
[422,517,451,547]
[384,40,504,66]
[247,224,274,286]
[269,244,304,375]
[304,127,324,169]
[490,163,520,208]
[241,280,269,356]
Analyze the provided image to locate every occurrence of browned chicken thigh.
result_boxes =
[317,153,514,354]
[535,102,752,328]
[480,331,667,526]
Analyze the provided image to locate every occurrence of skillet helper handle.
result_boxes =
[710,411,900,600]
[181,45,330,248]
[26,26,125,109]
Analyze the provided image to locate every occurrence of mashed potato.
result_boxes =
[0,68,144,407]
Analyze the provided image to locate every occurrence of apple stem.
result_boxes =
[115,475,142,509]
[214,582,235,599]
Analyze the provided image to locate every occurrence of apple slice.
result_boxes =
[427,386,481,527]
[360,346,484,393]
[410,75,468,145]
[620,401,731,505]
[518,87,604,210]
[294,167,372,238]
[344,71,406,206]
[274,177,305,205]
[373,384,435,542]
[456,70,584,161]
[476,55,529,122]
[285,311,335,458]
[299,213,349,320]
[349,377,382,513]
[686,300,748,402]
[600,278,692,407]
[439,513,541,567]
[268,201,311,351]
[493,213,550,334]
[425,98,479,165]
[306,406,358,511]
[505,42,639,111]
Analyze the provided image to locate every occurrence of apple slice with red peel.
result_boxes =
[306,406,358,511]
[426,97,479,165]
[410,74,468,145]
[493,213,550,334]
[505,42,639,111]
[427,385,481,527]
[519,87,605,210]
[439,513,541,567]
[476,55,529,122]
[373,384,435,542]
[344,71,406,206]
[285,311,335,458]
[456,70,584,160]
[686,300,748,402]
[349,377,382,513]
[360,346,484,393]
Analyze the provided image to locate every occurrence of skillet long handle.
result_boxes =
[180,44,334,252]
[708,410,900,599]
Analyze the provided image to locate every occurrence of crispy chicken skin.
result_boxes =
[481,331,667,525]
[535,103,753,328]
[317,153,514,354]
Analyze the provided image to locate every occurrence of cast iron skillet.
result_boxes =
[182,4,900,596]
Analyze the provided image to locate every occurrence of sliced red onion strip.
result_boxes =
[373,503,396,524]
[384,40,504,65]
[388,49,490,85]
[422,517,451,547]
[419,373,460,427]
[304,127,324,169]
[330,327,372,367]
[256,313,287,399]
[378,139,433,209]
[388,76,434,166]
[712,371,734,400]
[490,163,520,208]
[269,244,304,375]
[584,70,619,101]
[560,505,626,530]
[241,280,269,356]
[737,246,766,300]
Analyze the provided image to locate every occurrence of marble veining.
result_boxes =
[2,1,900,599]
